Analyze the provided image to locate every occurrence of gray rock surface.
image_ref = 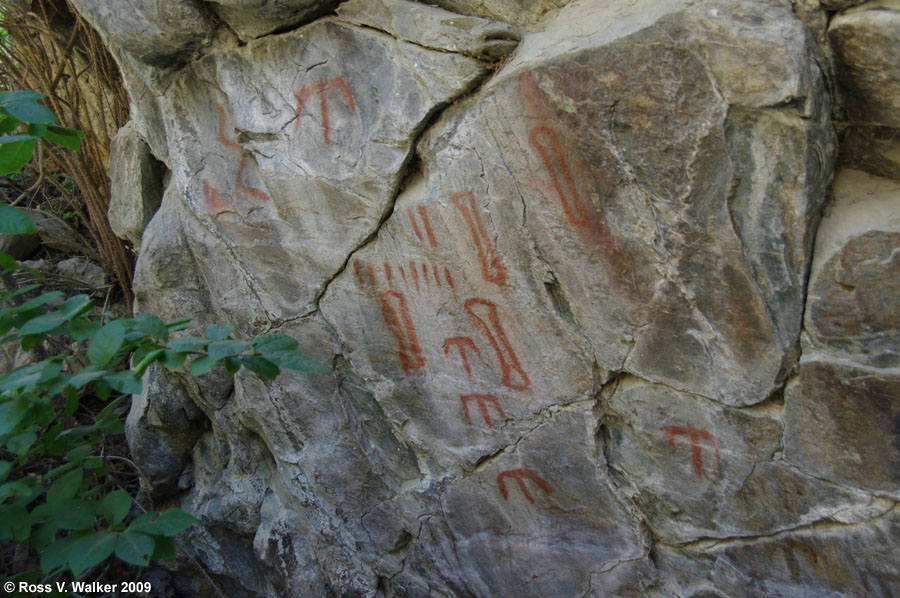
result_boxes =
[107,121,164,246]
[64,0,900,595]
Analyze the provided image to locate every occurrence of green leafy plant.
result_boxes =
[1,91,331,592]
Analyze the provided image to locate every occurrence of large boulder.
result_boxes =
[61,0,900,595]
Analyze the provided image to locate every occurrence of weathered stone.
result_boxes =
[436,404,647,597]
[61,0,900,594]
[604,376,870,543]
[655,506,900,598]
[805,169,900,366]
[337,0,520,60]
[784,356,900,496]
[208,0,341,41]
[0,232,39,260]
[67,0,212,67]
[839,125,900,180]
[829,1,900,127]
[126,365,207,498]
[108,121,164,246]
[426,0,573,26]
[56,257,107,288]
[154,16,491,325]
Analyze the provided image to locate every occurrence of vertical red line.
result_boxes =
[366,261,377,290]
[410,260,420,293]
[384,262,394,289]
[407,207,424,243]
[418,205,438,247]
[422,263,430,288]
[353,260,365,290]
[433,264,441,287]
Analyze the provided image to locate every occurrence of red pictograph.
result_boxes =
[384,262,394,289]
[452,191,507,286]
[660,425,722,480]
[214,104,270,201]
[294,76,356,147]
[464,298,530,391]
[443,336,480,378]
[496,469,553,504]
[201,179,228,216]
[379,290,425,374]
[408,205,438,248]
[529,126,587,227]
[460,394,504,429]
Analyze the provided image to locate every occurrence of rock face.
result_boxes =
[69,0,900,595]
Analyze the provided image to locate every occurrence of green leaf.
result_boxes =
[28,122,47,137]
[207,339,251,361]
[2,99,58,124]
[41,533,79,573]
[190,355,219,376]
[151,535,177,561]
[252,333,299,353]
[165,317,193,331]
[100,489,132,526]
[159,350,187,369]
[261,350,330,375]
[88,319,126,366]
[44,125,84,150]
[14,289,65,313]
[150,509,198,536]
[7,431,37,455]
[133,347,165,374]
[64,367,107,389]
[99,419,125,435]
[0,460,11,482]
[68,317,100,341]
[0,90,46,105]
[58,293,92,318]
[0,203,38,234]
[205,323,234,341]
[47,468,82,504]
[0,138,36,175]
[18,310,68,335]
[54,498,96,530]
[67,531,117,577]
[241,355,280,380]
[0,504,30,541]
[224,356,241,374]
[30,520,59,551]
[166,336,207,352]
[115,531,154,566]
[0,133,40,143]
[0,397,29,434]
[66,444,92,463]
[130,313,169,341]
[0,113,23,133]
[104,371,142,395]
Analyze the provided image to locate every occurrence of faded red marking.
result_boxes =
[452,191,507,286]
[410,260,420,293]
[422,263,430,288]
[353,259,366,290]
[379,290,425,374]
[497,469,552,504]
[399,265,408,286]
[294,76,356,147]
[529,126,588,226]
[366,261,377,290]
[661,425,722,480]
[384,263,394,289]
[201,179,228,216]
[418,205,438,247]
[443,336,481,378]
[215,104,270,201]
[433,264,441,287]
[408,207,424,243]
[464,298,530,391]
[444,267,456,294]
[461,394,504,429]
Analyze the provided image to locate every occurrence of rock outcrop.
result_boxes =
[69,0,900,595]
